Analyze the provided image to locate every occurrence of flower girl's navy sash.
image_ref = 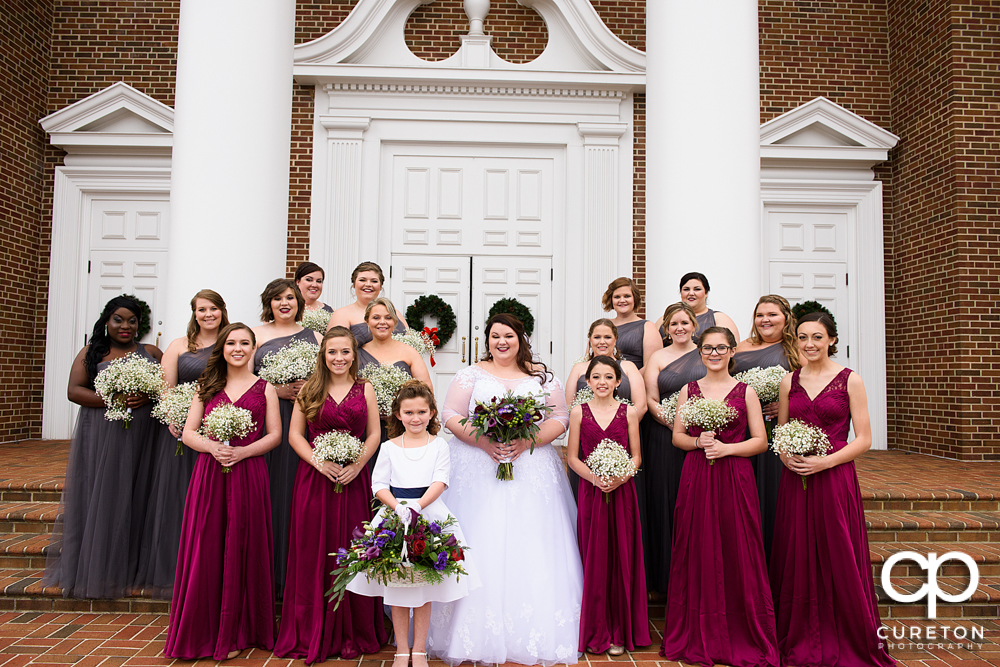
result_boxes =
[391,486,428,499]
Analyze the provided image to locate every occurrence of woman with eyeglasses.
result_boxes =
[661,326,777,667]
[639,302,704,600]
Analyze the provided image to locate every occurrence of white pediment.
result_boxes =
[40,81,173,135]
[760,97,898,149]
[293,0,644,74]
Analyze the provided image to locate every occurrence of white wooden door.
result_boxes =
[765,207,853,365]
[85,198,169,345]
[470,255,552,366]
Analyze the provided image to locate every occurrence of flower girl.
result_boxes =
[347,381,480,667]
[566,356,650,656]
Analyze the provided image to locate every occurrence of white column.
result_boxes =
[645,2,760,331]
[165,0,295,335]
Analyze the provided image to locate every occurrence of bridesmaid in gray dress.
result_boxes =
[734,295,799,562]
[640,302,704,597]
[45,296,163,599]
[356,297,431,469]
[252,279,322,597]
[295,261,334,313]
[135,289,229,597]
[657,272,741,345]
[602,277,661,369]
[564,318,647,501]
[327,261,408,344]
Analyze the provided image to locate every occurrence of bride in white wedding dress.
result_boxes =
[428,313,584,666]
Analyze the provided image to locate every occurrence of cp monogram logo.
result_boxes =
[881,551,979,618]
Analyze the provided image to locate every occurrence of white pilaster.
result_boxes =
[165,0,295,334]
[645,2,760,331]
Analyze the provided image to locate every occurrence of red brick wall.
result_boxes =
[0,0,53,442]
[887,0,1000,460]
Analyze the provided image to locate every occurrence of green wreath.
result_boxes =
[488,298,534,338]
[122,293,153,341]
[791,300,836,329]
[405,294,457,347]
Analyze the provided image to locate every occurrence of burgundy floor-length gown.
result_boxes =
[769,368,894,667]
[165,379,275,660]
[661,381,779,667]
[274,382,387,661]
[577,402,650,653]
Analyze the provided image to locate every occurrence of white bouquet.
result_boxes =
[258,339,320,385]
[658,391,680,425]
[301,308,333,334]
[677,396,738,465]
[392,328,436,357]
[734,365,787,404]
[570,386,633,411]
[152,381,198,455]
[93,353,165,428]
[311,430,365,492]
[583,437,636,504]
[360,362,412,416]
[771,419,832,489]
[201,403,256,473]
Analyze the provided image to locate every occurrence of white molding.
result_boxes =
[40,82,174,134]
[322,81,630,98]
[517,0,644,72]
[42,166,172,439]
[760,97,899,149]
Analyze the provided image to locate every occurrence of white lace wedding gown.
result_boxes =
[427,365,584,666]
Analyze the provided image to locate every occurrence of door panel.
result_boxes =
[87,250,167,345]
[768,261,851,366]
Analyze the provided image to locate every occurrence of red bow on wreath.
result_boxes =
[422,327,440,367]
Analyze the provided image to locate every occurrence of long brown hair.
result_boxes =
[186,289,230,353]
[297,326,360,423]
[748,294,801,369]
[197,323,256,402]
[260,278,305,323]
[482,313,552,382]
[585,318,621,360]
[660,302,698,346]
[386,380,441,438]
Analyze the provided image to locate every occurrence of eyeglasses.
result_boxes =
[700,345,731,355]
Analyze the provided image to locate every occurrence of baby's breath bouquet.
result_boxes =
[360,362,412,416]
[301,308,333,334]
[392,328,436,357]
[570,387,633,411]
[258,339,320,385]
[771,419,832,489]
[583,437,637,504]
[152,381,198,455]
[311,430,365,492]
[733,365,787,404]
[201,403,256,473]
[658,391,680,425]
[93,353,165,429]
[678,396,738,465]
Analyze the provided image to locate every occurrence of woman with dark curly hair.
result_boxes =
[43,295,163,599]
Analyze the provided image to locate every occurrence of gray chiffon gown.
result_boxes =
[614,320,651,370]
[254,327,319,597]
[133,345,211,597]
[568,370,633,502]
[44,344,161,599]
[357,346,412,472]
[636,349,706,595]
[733,344,791,563]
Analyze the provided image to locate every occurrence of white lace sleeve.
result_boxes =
[543,376,569,431]
[441,366,477,426]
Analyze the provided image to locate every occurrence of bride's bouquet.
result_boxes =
[359,362,412,416]
[257,339,320,385]
[677,396,738,465]
[328,509,469,609]
[570,386,633,411]
[201,403,256,473]
[459,390,552,481]
[93,353,165,428]
[311,430,365,492]
[301,308,333,334]
[151,381,198,454]
[771,419,832,489]
[583,438,637,504]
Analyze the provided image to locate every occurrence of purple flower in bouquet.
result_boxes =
[382,529,396,539]
[445,534,458,547]
[429,522,442,535]
[434,552,449,571]
[336,548,349,565]
[364,545,381,560]
[375,535,389,548]
[352,526,365,540]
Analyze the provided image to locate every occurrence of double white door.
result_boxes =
[390,254,552,399]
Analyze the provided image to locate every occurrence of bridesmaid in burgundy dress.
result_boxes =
[165,323,281,661]
[770,312,894,667]
[274,326,386,661]
[567,356,649,656]
[662,326,778,667]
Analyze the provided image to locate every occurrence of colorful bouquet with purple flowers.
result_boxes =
[459,390,552,481]
[327,507,469,608]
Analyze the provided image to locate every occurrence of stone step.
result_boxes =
[864,510,1000,542]
[0,568,169,614]
[863,493,1000,513]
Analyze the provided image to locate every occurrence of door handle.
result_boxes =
[474,337,479,361]
[461,336,466,363]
